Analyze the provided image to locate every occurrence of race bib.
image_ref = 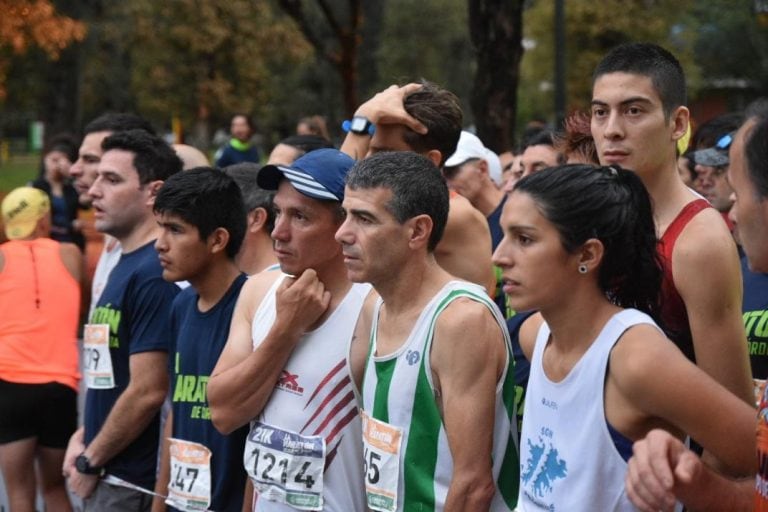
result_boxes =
[244,422,325,511]
[361,411,403,512]
[83,324,115,389]
[166,438,212,512]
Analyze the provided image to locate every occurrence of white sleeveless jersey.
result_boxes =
[518,309,658,511]
[361,280,519,512]
[248,274,370,512]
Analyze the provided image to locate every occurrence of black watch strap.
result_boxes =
[75,453,105,476]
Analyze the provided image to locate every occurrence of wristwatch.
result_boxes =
[342,116,375,136]
[75,453,105,476]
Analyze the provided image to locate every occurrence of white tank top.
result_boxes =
[248,274,370,512]
[518,308,658,511]
[361,280,518,511]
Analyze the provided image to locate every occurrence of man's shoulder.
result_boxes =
[240,269,283,317]
[121,244,166,280]
[674,207,736,261]
[171,285,198,312]
[432,281,498,325]
[671,206,741,300]
[441,194,491,250]
[449,194,487,225]
[105,246,178,308]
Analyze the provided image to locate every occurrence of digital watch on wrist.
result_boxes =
[342,116,375,136]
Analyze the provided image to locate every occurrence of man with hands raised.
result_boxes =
[340,81,496,295]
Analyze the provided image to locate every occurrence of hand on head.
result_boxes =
[356,84,428,134]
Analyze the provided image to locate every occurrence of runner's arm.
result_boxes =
[626,429,753,512]
[151,410,173,512]
[208,270,330,434]
[433,299,507,511]
[612,324,756,477]
[675,218,754,405]
[339,84,426,160]
[62,426,85,478]
[83,350,169,468]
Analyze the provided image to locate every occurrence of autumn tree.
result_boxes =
[0,0,85,101]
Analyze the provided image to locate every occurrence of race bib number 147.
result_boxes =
[166,438,212,512]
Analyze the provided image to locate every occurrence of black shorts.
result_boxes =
[0,378,77,448]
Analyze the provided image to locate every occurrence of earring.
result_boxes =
[578,264,588,274]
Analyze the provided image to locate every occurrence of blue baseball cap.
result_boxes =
[257,148,354,201]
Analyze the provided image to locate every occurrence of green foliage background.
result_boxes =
[1,0,765,151]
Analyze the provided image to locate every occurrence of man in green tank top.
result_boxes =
[336,152,519,512]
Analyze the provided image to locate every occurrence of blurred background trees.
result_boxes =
[1,0,766,155]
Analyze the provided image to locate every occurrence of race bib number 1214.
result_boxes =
[244,422,325,511]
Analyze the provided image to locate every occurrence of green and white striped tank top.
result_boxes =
[361,280,519,511]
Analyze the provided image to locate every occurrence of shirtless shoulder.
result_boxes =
[436,195,494,292]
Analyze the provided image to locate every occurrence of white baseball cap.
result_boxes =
[444,131,503,185]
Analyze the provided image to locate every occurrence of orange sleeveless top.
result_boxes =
[0,238,80,390]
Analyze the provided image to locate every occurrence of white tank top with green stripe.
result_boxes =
[361,280,519,512]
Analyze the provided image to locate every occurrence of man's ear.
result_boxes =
[249,207,269,234]
[425,150,442,168]
[671,106,690,142]
[145,180,164,206]
[407,214,433,250]
[477,159,490,176]
[208,227,231,255]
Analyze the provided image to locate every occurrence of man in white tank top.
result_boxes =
[335,152,519,512]
[208,149,372,511]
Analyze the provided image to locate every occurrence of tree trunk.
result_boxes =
[277,0,363,118]
[339,0,361,116]
[468,0,525,153]
[358,0,385,99]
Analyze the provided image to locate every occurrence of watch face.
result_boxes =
[350,117,368,132]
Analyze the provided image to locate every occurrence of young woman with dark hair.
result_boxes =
[493,164,755,511]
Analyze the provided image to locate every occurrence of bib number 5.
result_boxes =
[361,411,403,512]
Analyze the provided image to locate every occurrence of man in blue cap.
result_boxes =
[691,131,736,220]
[208,149,372,511]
